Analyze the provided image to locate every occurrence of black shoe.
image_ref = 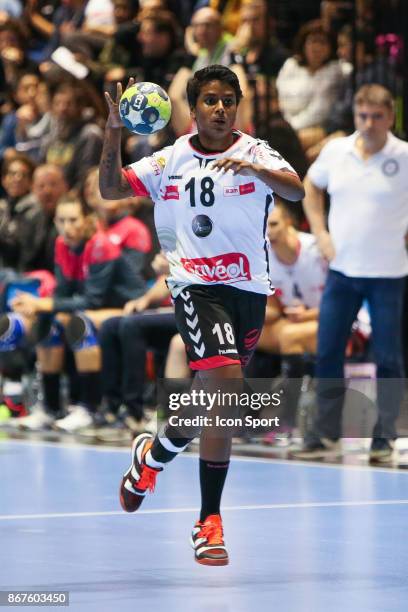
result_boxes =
[369,438,394,463]
[290,437,340,459]
[119,433,162,512]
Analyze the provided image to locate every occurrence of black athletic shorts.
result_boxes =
[174,284,266,371]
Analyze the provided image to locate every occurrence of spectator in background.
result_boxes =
[305,25,398,162]
[0,18,36,99]
[0,1,22,19]
[276,19,344,152]
[169,7,252,135]
[80,0,114,36]
[335,24,397,108]
[25,0,86,64]
[6,193,142,432]
[31,163,68,271]
[321,0,381,36]
[21,1,59,62]
[98,271,176,439]
[0,72,51,162]
[60,0,126,65]
[195,0,245,36]
[103,10,185,91]
[74,0,140,90]
[231,0,288,81]
[320,0,356,35]
[185,6,235,70]
[111,0,138,28]
[80,166,152,302]
[253,75,308,181]
[0,153,47,273]
[273,0,321,49]
[40,82,103,189]
[295,84,408,462]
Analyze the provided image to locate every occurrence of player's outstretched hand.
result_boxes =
[211,158,260,176]
[104,77,135,129]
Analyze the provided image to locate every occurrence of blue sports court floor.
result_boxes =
[1,438,407,612]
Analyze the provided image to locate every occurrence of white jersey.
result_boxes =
[268,232,327,308]
[124,131,296,297]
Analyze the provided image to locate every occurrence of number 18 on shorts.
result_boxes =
[174,284,266,371]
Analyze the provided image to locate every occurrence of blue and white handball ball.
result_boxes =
[119,82,172,135]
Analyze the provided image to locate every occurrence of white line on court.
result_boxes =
[1,499,408,521]
[2,438,408,476]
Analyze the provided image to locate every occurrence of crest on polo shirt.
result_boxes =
[382,159,399,176]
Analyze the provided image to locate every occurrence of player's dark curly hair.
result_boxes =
[187,65,243,109]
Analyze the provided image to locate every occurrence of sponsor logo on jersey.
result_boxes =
[163,185,180,200]
[168,175,183,180]
[239,182,255,195]
[180,253,251,283]
[156,156,167,168]
[224,186,239,196]
[255,142,283,161]
[149,158,162,176]
[223,182,255,197]
[192,214,213,238]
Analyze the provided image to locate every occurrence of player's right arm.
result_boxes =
[99,80,134,200]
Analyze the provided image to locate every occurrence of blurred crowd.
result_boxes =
[0,0,406,446]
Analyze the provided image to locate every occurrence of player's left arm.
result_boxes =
[212,158,305,201]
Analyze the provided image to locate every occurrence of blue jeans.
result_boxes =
[310,270,405,441]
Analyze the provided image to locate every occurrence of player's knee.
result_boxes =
[119,313,143,339]
[33,317,64,348]
[98,316,122,342]
[65,313,98,352]
[278,325,302,351]
[0,314,26,352]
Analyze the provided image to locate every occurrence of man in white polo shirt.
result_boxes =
[294,84,408,462]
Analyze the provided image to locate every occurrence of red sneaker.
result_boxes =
[190,514,229,566]
[119,433,162,512]
[3,396,28,417]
